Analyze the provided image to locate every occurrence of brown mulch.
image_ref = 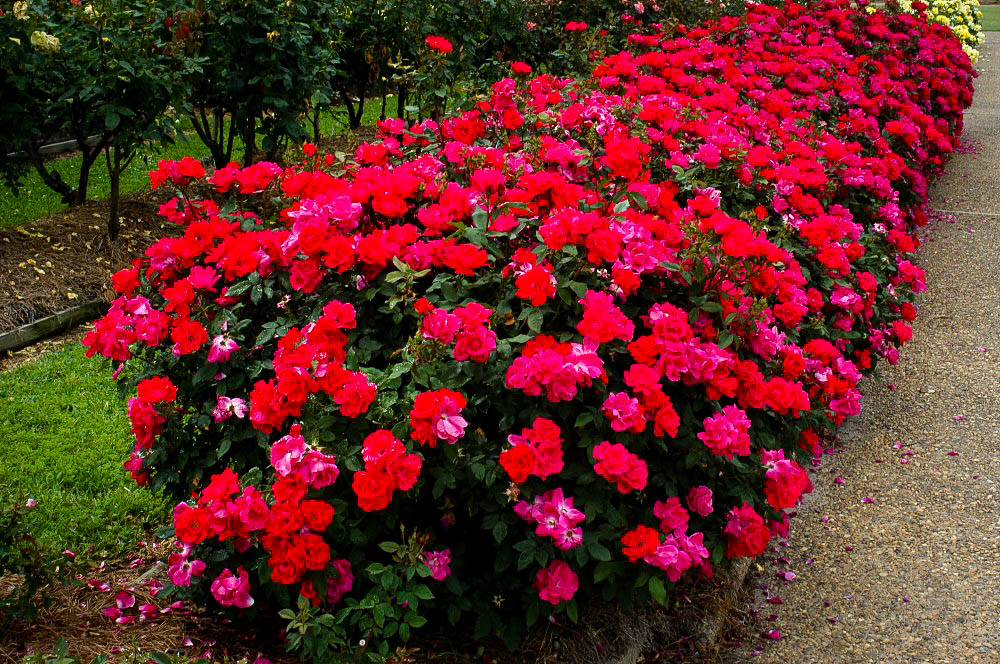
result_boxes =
[0,542,296,664]
[0,192,181,334]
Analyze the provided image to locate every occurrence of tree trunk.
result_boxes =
[396,86,408,120]
[241,115,256,167]
[75,149,100,205]
[27,142,76,204]
[189,106,234,168]
[351,77,368,130]
[312,105,322,143]
[106,145,122,242]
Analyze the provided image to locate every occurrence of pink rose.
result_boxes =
[210,567,254,608]
[533,560,579,605]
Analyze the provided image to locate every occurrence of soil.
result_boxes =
[0,190,182,334]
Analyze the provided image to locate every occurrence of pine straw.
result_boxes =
[0,195,181,334]
[0,541,292,664]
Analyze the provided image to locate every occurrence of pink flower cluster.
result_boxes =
[419,302,497,363]
[269,423,340,488]
[697,405,753,460]
[592,441,647,493]
[505,335,604,402]
[515,488,585,551]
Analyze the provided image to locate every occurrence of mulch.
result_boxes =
[0,191,180,335]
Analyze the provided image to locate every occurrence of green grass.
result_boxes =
[0,103,384,229]
[0,343,169,558]
[981,4,1000,31]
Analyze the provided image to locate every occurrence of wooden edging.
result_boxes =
[0,298,108,355]
[5,135,103,160]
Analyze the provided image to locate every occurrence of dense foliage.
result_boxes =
[83,0,974,660]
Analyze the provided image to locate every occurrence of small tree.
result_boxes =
[172,0,340,168]
[1,0,197,241]
[87,0,200,239]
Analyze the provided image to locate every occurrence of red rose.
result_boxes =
[621,524,660,562]
[499,445,536,483]
[353,470,395,512]
[175,506,212,545]
[723,502,770,559]
[300,500,335,532]
[137,376,177,404]
[425,36,453,54]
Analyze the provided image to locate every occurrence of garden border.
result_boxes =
[4,135,103,160]
[0,298,106,355]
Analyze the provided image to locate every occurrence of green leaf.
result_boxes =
[648,575,667,605]
[566,599,579,623]
[225,279,253,297]
[588,541,612,561]
[526,308,544,333]
[378,541,400,554]
[474,613,492,639]
[492,520,507,543]
[413,584,434,600]
[406,612,428,628]
[593,561,616,583]
[105,112,121,131]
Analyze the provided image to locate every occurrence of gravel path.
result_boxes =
[733,34,1000,663]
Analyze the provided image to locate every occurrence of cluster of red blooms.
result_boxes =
[85,0,974,619]
[409,389,468,447]
[249,300,375,434]
[498,417,565,483]
[352,430,423,512]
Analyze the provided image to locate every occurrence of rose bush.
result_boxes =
[84,1,974,659]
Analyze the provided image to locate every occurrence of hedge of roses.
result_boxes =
[84,1,974,659]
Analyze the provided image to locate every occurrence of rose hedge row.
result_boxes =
[84,1,974,659]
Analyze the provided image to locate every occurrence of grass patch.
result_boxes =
[982,5,1000,31]
[0,103,384,229]
[0,342,168,558]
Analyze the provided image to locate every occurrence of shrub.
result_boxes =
[0,0,196,237]
[167,0,341,167]
[84,1,974,660]
[0,497,61,622]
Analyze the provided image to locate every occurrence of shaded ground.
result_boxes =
[0,194,179,333]
[730,33,1000,664]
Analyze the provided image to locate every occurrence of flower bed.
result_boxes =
[84,1,975,659]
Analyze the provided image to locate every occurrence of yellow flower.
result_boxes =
[13,0,29,19]
[30,30,60,53]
